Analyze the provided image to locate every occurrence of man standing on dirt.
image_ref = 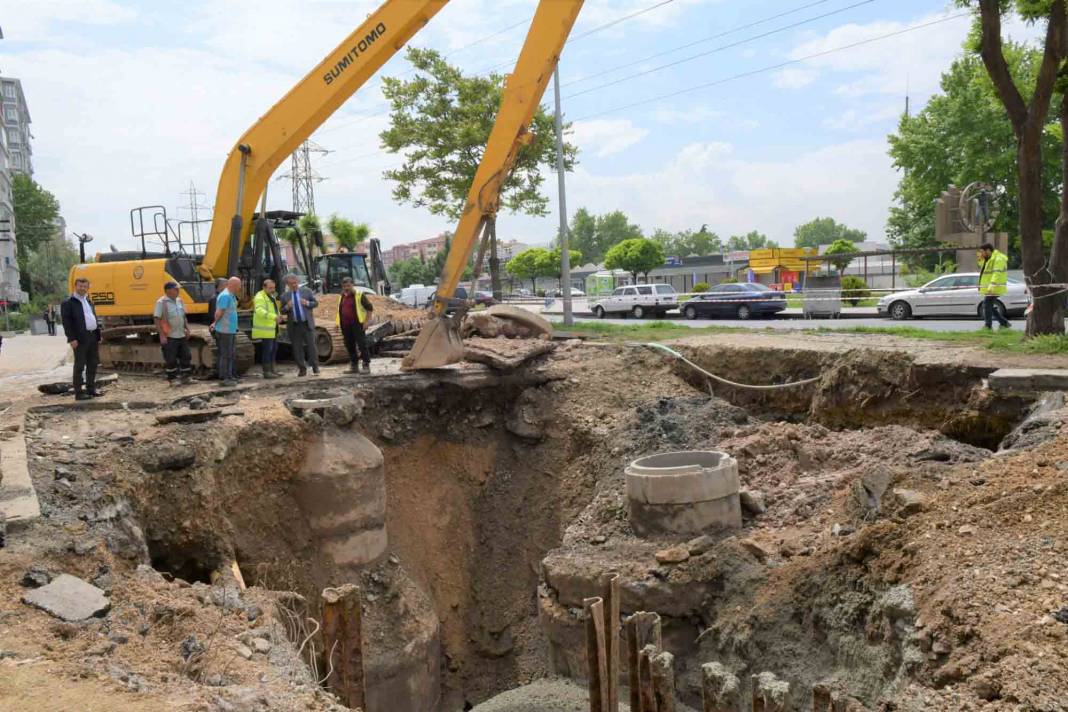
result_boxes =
[214,277,242,387]
[978,242,1011,330]
[154,281,192,386]
[252,278,283,379]
[280,273,320,377]
[337,276,374,374]
[60,276,103,401]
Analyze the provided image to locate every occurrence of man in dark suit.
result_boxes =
[60,276,103,400]
[279,273,320,376]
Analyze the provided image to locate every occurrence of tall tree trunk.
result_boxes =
[1046,85,1068,332]
[977,0,1068,335]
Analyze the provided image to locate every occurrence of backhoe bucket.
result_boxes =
[402,314,465,370]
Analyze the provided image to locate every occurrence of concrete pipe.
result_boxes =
[625,451,741,538]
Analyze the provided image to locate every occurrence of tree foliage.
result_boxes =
[824,239,859,272]
[326,214,370,251]
[505,247,555,291]
[887,46,1061,265]
[388,257,437,289]
[840,275,871,306]
[380,47,577,221]
[793,217,866,248]
[604,238,665,281]
[726,231,776,251]
[652,225,723,257]
[11,174,62,296]
[567,208,644,263]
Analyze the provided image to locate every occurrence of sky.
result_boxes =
[0,0,1045,258]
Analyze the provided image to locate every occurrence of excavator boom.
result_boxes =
[403,0,584,369]
[200,0,448,280]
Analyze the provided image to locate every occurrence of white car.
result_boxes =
[877,273,1030,320]
[591,284,677,318]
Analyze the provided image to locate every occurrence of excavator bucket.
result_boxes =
[401,313,465,370]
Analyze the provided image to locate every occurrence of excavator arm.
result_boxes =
[402,0,584,369]
[200,0,449,280]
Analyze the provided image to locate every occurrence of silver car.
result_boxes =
[877,272,1030,320]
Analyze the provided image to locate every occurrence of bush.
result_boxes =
[2,311,30,332]
[692,282,710,293]
[722,276,738,284]
[840,275,871,306]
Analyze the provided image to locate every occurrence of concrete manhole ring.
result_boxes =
[625,450,742,537]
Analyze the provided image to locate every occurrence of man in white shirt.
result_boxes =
[153,281,192,385]
[60,276,103,401]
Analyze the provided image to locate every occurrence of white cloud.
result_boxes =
[652,105,725,125]
[823,105,903,132]
[3,0,136,41]
[773,68,817,90]
[571,119,649,158]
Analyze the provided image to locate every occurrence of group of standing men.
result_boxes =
[58,273,376,400]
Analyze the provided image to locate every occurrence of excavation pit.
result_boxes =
[625,450,741,537]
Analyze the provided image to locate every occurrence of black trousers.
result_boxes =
[287,321,319,371]
[72,332,99,394]
[983,295,1010,328]
[341,321,371,365]
[161,337,192,381]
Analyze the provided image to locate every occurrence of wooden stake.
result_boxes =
[584,597,609,712]
[638,644,658,712]
[600,573,621,712]
[812,683,833,712]
[625,612,662,712]
[651,650,676,712]
[320,584,365,711]
[701,662,739,712]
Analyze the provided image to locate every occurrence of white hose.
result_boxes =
[642,342,823,391]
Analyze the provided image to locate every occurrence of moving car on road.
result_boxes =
[877,273,1030,320]
[591,284,677,318]
[679,283,787,320]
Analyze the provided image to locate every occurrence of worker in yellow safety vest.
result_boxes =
[978,242,1011,330]
[251,278,283,378]
[336,276,375,374]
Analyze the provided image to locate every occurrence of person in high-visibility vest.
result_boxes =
[978,242,1011,330]
[251,278,283,379]
[336,276,375,373]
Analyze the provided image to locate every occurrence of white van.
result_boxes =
[394,284,436,308]
[590,284,678,318]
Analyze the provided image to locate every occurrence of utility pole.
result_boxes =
[279,140,330,216]
[553,67,573,326]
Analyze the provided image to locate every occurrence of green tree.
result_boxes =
[326,214,370,251]
[506,247,555,292]
[793,217,866,248]
[604,238,665,282]
[388,257,435,289]
[380,47,576,220]
[887,46,1060,266]
[568,208,598,263]
[840,275,871,306]
[727,231,776,251]
[548,247,582,287]
[24,237,78,297]
[11,174,61,295]
[653,225,723,257]
[824,239,858,272]
[595,211,644,259]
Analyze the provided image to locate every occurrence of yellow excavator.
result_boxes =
[70,0,583,371]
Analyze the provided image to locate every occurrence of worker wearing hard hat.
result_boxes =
[978,242,1010,330]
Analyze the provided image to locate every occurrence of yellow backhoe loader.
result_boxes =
[70,0,583,371]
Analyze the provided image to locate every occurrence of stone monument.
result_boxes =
[934,184,1008,271]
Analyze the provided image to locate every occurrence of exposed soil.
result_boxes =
[1,332,1067,711]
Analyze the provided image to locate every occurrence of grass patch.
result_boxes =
[817,325,1068,354]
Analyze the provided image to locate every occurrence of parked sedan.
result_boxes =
[474,291,497,306]
[877,273,1030,320]
[680,283,787,320]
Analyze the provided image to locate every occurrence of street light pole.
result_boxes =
[553,67,573,327]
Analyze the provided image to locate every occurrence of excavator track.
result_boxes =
[98,323,255,376]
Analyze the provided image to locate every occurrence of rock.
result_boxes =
[590,535,607,545]
[234,643,253,660]
[685,535,717,556]
[958,525,976,536]
[21,565,53,588]
[739,489,767,515]
[251,638,271,655]
[505,388,545,440]
[22,574,110,621]
[181,635,205,661]
[832,523,854,537]
[893,489,928,516]
[210,585,243,612]
[54,465,74,481]
[740,538,771,562]
[0,512,5,549]
[1051,608,1068,624]
[70,537,97,556]
[880,585,916,620]
[155,408,224,425]
[654,546,690,564]
[138,444,196,472]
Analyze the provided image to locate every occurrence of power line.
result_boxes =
[572,12,970,122]
[565,0,876,100]
[563,0,834,88]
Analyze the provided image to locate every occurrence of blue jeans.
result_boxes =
[259,339,277,374]
[983,295,1009,328]
[217,332,237,381]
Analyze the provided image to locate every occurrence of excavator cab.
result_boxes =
[315,252,372,294]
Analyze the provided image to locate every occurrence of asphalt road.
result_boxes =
[553,313,1022,333]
